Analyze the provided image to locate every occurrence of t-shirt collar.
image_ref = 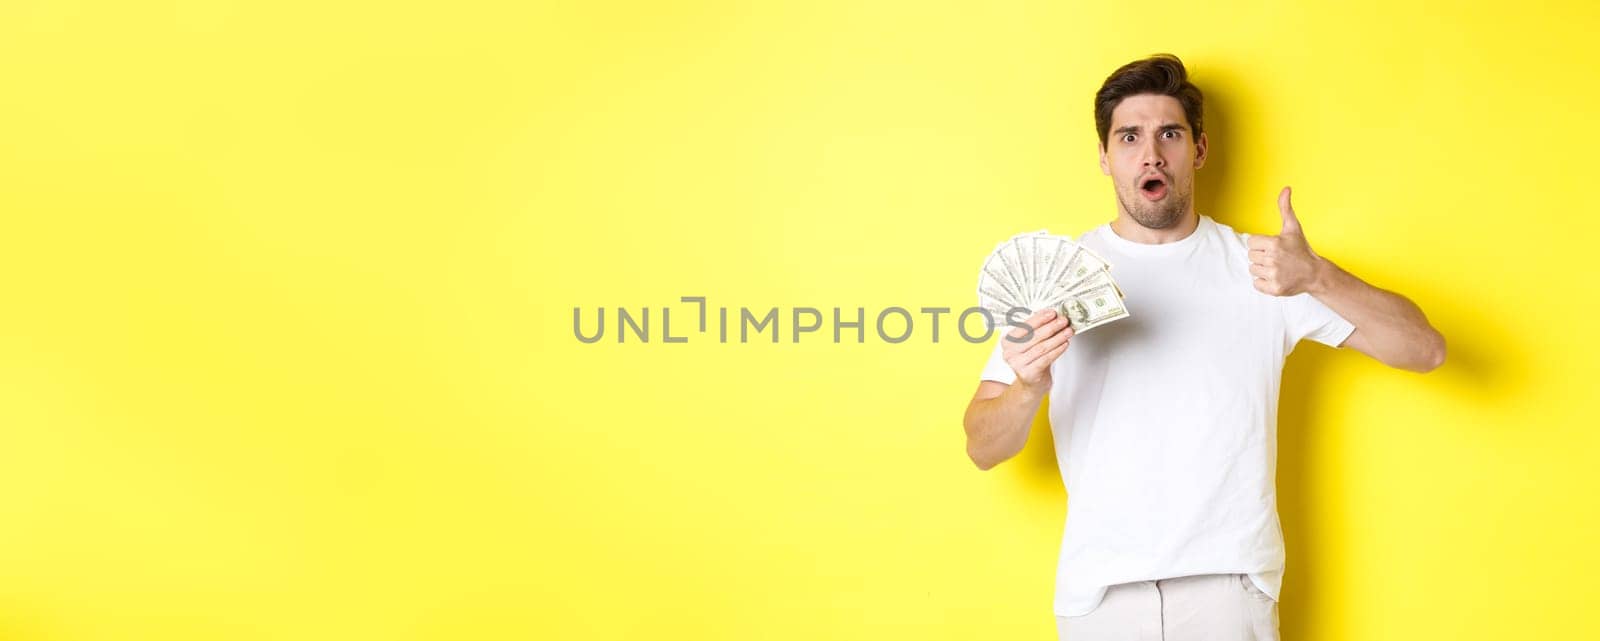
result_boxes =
[1098,214,1212,256]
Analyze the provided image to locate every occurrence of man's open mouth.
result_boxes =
[1139,175,1168,201]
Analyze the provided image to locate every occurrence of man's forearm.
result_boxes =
[964,382,1048,470]
[1309,258,1446,372]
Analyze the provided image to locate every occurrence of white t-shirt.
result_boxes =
[979,214,1355,617]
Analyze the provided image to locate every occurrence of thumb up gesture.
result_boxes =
[1246,186,1326,297]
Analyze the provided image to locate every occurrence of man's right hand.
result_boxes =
[1003,308,1075,390]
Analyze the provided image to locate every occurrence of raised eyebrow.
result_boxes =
[1112,123,1188,137]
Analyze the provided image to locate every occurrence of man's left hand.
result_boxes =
[1247,186,1326,297]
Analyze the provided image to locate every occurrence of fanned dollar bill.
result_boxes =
[975,230,1129,333]
[1055,283,1129,332]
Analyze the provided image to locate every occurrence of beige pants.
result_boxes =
[1055,573,1279,641]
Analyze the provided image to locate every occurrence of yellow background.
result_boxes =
[2,1,1597,639]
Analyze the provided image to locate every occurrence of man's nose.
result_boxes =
[1141,140,1165,168]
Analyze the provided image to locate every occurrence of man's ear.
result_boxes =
[1098,143,1110,175]
[1194,132,1208,170]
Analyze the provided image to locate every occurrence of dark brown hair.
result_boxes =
[1094,54,1204,147]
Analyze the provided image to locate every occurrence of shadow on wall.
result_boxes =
[1012,399,1063,495]
[1276,295,1510,639]
[1190,63,1240,225]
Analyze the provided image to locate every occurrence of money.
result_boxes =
[1055,283,1129,332]
[975,230,1129,333]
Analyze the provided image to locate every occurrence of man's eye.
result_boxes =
[1162,130,1180,139]
[1121,134,1136,143]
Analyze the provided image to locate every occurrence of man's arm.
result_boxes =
[1248,186,1446,373]
[964,380,1046,471]
[963,309,1073,470]
[1308,260,1445,372]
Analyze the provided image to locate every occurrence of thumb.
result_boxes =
[1278,186,1302,234]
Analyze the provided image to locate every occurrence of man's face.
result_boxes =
[1098,94,1207,230]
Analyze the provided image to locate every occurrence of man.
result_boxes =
[961,54,1446,640]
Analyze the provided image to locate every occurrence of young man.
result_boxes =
[961,54,1446,640]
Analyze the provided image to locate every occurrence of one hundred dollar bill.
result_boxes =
[1055,283,1130,333]
[1041,267,1113,310]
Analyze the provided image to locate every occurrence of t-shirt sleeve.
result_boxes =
[979,335,1018,384]
[1282,292,1356,348]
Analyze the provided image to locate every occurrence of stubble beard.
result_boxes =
[1117,181,1191,230]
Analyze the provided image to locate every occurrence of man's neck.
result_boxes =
[1110,211,1200,245]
